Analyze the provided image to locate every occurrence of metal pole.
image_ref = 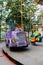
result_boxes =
[21,0,24,30]
[0,19,1,42]
[0,10,2,42]
[0,4,2,42]
[21,0,22,24]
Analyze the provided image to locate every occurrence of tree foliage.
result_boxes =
[5,0,38,30]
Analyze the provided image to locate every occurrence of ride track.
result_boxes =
[2,48,23,65]
[0,48,4,57]
[1,40,43,65]
[0,48,16,65]
[0,42,23,65]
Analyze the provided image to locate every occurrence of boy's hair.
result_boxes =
[15,23,19,28]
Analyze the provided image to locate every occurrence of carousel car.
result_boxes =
[35,32,42,42]
[30,31,42,43]
[29,34,36,43]
[5,29,30,50]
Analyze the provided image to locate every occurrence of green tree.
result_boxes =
[5,0,38,31]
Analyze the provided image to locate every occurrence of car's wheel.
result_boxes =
[9,47,15,51]
[25,44,28,47]
[6,44,9,48]
[31,42,36,46]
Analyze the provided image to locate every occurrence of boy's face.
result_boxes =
[15,27,18,30]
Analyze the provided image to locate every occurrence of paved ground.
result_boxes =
[0,42,15,65]
[2,40,43,65]
[0,55,13,65]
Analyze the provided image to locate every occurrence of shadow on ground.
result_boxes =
[9,47,31,52]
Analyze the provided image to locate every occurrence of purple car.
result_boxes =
[5,29,30,50]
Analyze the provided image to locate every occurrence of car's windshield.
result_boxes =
[16,32,26,42]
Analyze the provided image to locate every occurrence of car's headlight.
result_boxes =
[11,39,15,43]
[27,38,29,41]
